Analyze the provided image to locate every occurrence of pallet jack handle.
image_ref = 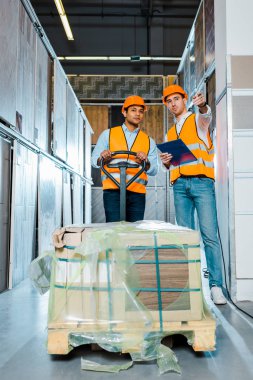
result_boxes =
[100,150,146,221]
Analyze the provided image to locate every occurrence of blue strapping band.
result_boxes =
[63,244,200,250]
[57,257,200,264]
[106,249,113,329]
[58,258,83,262]
[135,259,200,264]
[128,244,200,250]
[54,285,201,292]
[154,233,163,332]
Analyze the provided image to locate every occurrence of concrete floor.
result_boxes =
[1,279,253,380]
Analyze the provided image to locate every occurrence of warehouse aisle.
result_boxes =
[0,279,253,380]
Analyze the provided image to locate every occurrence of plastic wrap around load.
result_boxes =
[30,221,214,374]
[49,221,202,325]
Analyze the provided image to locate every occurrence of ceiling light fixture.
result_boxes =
[54,0,74,40]
[58,56,181,62]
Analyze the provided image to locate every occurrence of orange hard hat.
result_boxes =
[162,85,188,104]
[121,95,147,113]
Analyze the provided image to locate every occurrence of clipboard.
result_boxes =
[157,139,197,166]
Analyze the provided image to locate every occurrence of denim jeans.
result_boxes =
[173,176,223,288]
[103,189,146,222]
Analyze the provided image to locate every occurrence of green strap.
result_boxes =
[128,244,200,250]
[58,258,82,262]
[154,233,163,332]
[132,287,200,292]
[54,284,201,292]
[135,259,200,264]
[63,244,200,250]
[106,249,113,329]
[57,258,200,264]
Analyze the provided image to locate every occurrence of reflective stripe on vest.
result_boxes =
[101,126,150,193]
[167,114,215,183]
[101,173,148,186]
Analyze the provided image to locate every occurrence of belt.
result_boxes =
[180,174,208,178]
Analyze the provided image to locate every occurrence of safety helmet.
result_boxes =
[121,95,147,113]
[162,85,188,104]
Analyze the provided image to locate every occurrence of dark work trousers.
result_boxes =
[103,189,146,222]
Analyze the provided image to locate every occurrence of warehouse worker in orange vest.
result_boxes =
[91,95,158,222]
[160,84,227,305]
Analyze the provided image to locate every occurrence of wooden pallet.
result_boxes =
[47,306,216,355]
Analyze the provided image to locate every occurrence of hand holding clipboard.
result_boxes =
[157,139,197,166]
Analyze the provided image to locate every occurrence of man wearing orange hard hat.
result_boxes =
[92,95,158,222]
[160,84,227,305]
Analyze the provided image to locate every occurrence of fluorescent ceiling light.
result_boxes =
[109,56,130,61]
[58,56,181,62]
[59,56,108,61]
[54,0,74,40]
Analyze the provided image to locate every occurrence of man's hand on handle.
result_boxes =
[98,150,150,170]
[136,151,150,170]
[97,150,112,165]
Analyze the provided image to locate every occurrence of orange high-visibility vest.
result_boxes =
[101,126,150,193]
[167,114,215,183]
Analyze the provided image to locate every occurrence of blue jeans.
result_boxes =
[173,177,223,288]
[103,189,146,222]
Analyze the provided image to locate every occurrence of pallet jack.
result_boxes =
[100,150,146,221]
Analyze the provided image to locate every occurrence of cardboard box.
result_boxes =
[49,223,202,329]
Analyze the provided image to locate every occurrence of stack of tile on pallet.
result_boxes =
[47,221,215,355]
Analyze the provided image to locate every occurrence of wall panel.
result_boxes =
[233,130,253,282]
[0,138,11,292]
[231,56,253,88]
[207,71,216,135]
[69,75,163,101]
[34,35,51,151]
[233,132,253,172]
[227,0,253,55]
[63,171,72,226]
[53,61,67,161]
[72,174,84,224]
[0,0,18,126]
[147,165,167,188]
[234,176,253,213]
[183,48,191,98]
[215,95,230,288]
[142,105,164,144]
[205,0,215,69]
[66,85,79,169]
[78,113,85,176]
[214,0,227,98]
[195,3,205,87]
[16,2,36,141]
[92,188,106,223]
[235,215,253,278]
[144,188,166,221]
[38,156,62,255]
[166,185,176,224]
[83,106,109,145]
[10,143,37,288]
[189,37,196,95]
[232,96,253,130]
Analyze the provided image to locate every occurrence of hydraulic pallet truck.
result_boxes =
[100,150,146,221]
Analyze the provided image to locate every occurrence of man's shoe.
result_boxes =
[210,286,227,305]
